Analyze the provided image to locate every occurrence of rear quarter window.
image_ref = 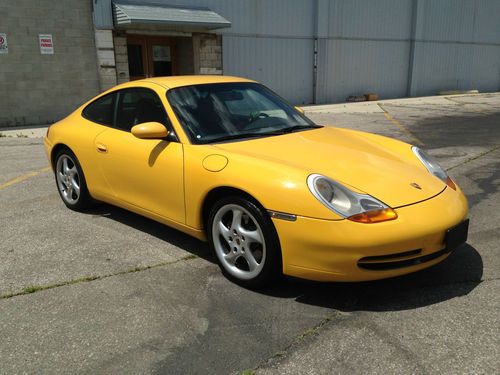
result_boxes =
[82,93,116,126]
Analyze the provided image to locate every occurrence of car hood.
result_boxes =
[212,127,445,208]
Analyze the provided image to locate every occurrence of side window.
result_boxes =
[115,88,169,132]
[82,93,116,126]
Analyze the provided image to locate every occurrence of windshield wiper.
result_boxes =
[207,131,284,143]
[277,124,323,133]
[206,125,322,143]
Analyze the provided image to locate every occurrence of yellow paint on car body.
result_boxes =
[43,75,469,282]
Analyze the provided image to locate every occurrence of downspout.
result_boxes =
[312,0,319,104]
[406,0,419,97]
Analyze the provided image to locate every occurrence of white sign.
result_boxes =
[153,45,171,62]
[0,33,8,54]
[39,34,54,54]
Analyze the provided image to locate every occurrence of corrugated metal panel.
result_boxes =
[317,39,410,103]
[470,45,500,91]
[473,0,500,44]
[93,0,114,29]
[92,0,500,102]
[223,36,314,104]
[418,0,475,42]
[317,0,413,103]
[410,0,500,96]
[112,1,231,29]
[328,0,413,39]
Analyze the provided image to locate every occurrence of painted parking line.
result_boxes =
[0,166,51,191]
[378,104,425,146]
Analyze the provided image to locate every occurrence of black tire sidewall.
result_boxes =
[207,195,282,289]
[54,148,91,211]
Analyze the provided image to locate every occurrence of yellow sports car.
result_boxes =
[44,76,469,287]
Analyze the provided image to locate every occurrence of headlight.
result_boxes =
[412,146,456,190]
[307,174,397,223]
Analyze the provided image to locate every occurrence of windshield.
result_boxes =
[166,82,320,144]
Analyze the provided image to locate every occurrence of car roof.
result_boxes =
[117,75,256,90]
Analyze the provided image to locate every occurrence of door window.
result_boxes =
[127,44,145,78]
[115,88,169,132]
[82,93,116,126]
[152,45,172,76]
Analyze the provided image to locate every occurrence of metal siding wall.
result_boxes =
[218,0,315,104]
[317,0,413,103]
[411,0,500,96]
[93,0,114,29]
[223,36,314,104]
[91,0,500,103]
[318,39,410,103]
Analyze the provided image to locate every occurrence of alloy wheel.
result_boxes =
[56,154,81,205]
[212,204,266,280]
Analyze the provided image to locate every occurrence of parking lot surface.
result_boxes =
[1,93,499,374]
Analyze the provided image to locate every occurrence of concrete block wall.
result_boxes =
[94,30,117,90]
[113,34,129,84]
[0,0,100,127]
[194,34,222,75]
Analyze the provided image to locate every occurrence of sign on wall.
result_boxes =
[39,34,54,54]
[0,33,8,54]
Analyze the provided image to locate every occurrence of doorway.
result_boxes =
[126,35,176,80]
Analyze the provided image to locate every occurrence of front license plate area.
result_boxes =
[445,219,469,253]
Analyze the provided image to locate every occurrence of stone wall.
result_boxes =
[193,33,222,75]
[0,0,100,127]
[113,34,129,84]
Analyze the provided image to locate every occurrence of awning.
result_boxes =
[112,1,231,31]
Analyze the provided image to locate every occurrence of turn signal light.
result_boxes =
[446,176,457,190]
[348,208,398,224]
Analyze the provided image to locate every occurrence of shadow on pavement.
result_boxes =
[83,203,214,262]
[263,244,483,312]
[407,110,500,149]
[84,204,483,313]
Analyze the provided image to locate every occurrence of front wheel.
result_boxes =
[208,196,282,288]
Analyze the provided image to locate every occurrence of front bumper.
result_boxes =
[272,186,468,282]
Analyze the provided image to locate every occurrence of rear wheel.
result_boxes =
[208,196,281,288]
[54,148,92,211]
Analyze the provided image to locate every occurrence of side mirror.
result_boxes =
[131,122,169,139]
[295,106,305,114]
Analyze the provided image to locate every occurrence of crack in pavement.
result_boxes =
[246,276,493,374]
[446,145,500,172]
[0,254,198,301]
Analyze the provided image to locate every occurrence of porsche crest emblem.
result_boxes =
[410,182,422,190]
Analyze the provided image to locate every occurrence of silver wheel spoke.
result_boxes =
[66,184,73,198]
[230,209,243,231]
[69,165,77,176]
[243,251,259,271]
[218,221,231,238]
[62,157,70,174]
[71,178,80,195]
[239,228,262,245]
[223,251,238,265]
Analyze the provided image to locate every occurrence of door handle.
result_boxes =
[96,143,108,153]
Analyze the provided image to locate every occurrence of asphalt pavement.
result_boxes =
[0,93,499,374]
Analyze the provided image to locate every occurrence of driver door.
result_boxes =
[93,87,185,224]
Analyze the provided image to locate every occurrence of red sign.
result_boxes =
[39,34,54,54]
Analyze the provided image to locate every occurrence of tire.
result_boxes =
[207,195,282,288]
[54,148,92,211]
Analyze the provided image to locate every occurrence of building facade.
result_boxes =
[1,0,499,127]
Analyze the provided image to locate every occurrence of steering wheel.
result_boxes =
[248,111,269,123]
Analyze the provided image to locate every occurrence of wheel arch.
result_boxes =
[201,186,267,231]
[50,143,73,169]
